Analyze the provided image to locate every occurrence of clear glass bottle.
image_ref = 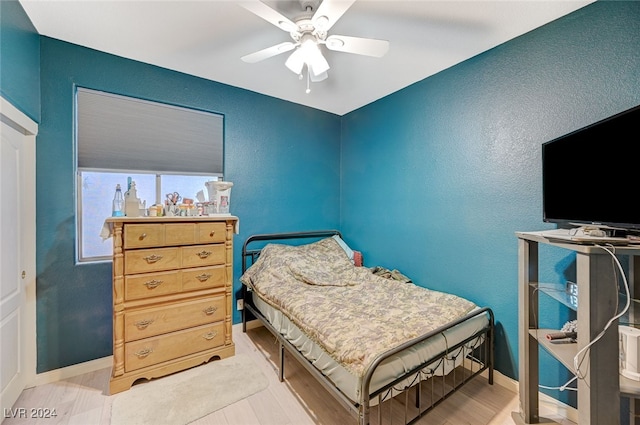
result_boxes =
[112,184,124,217]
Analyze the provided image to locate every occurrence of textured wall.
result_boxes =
[7,0,640,405]
[36,37,341,372]
[340,0,640,405]
[0,0,40,121]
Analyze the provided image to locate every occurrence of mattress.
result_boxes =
[252,292,489,403]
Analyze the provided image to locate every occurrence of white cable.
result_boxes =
[539,375,578,392]
[573,244,629,380]
[540,243,629,391]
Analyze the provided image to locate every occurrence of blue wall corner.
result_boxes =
[35,37,341,372]
[339,0,640,398]
[4,0,640,404]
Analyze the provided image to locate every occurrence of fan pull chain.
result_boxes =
[306,66,311,94]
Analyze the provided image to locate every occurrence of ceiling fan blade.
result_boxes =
[312,0,356,32]
[242,42,297,64]
[324,35,389,57]
[239,0,298,32]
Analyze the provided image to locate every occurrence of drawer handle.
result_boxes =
[134,348,153,358]
[143,279,163,289]
[134,319,154,330]
[139,233,147,240]
[203,331,218,340]
[196,250,212,259]
[203,306,218,315]
[196,273,212,282]
[143,254,163,264]
[209,231,215,237]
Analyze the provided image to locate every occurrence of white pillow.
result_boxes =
[332,235,355,262]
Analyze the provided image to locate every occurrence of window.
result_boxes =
[76,88,224,262]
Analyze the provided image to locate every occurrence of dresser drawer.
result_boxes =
[181,244,225,268]
[124,322,226,372]
[124,296,225,341]
[108,217,237,394]
[124,224,164,249]
[124,270,180,301]
[197,222,226,243]
[124,247,181,274]
[182,266,226,292]
[165,223,196,245]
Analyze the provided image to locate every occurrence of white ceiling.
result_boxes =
[19,0,594,116]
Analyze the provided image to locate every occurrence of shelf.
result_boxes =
[535,283,578,311]
[530,329,577,373]
[516,232,640,424]
[533,328,640,397]
[534,323,640,398]
[535,282,640,327]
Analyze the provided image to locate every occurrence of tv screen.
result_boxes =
[542,103,640,232]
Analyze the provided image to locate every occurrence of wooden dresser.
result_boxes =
[105,216,238,394]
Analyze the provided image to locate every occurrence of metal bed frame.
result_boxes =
[241,230,494,425]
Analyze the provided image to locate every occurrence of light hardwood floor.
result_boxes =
[3,324,575,425]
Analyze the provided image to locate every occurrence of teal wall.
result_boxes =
[340,0,640,405]
[3,0,640,407]
[0,0,40,121]
[36,38,341,372]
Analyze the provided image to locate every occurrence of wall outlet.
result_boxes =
[237,299,244,311]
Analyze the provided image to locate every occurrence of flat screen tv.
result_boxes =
[542,103,640,233]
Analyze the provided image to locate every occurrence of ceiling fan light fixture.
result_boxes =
[285,34,330,79]
[298,36,329,76]
[299,36,318,55]
[309,70,328,82]
[285,48,305,75]
[307,49,330,77]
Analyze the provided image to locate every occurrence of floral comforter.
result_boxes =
[240,237,477,377]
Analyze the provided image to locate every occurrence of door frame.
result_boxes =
[1,96,38,394]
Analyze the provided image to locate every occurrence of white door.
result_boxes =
[0,98,37,419]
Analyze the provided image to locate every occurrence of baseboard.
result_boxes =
[31,356,113,388]
[31,322,263,388]
[485,369,578,424]
[242,318,264,331]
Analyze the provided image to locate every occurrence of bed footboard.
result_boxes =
[241,231,494,425]
[360,307,494,425]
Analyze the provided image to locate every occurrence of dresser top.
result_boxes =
[105,215,238,224]
[102,215,239,239]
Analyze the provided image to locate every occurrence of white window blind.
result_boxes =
[77,88,223,175]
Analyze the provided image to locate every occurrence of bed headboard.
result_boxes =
[241,230,342,273]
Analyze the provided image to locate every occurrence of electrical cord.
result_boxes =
[539,243,629,392]
[573,244,629,381]
[539,376,578,392]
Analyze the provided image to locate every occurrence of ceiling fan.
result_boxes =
[240,0,389,92]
